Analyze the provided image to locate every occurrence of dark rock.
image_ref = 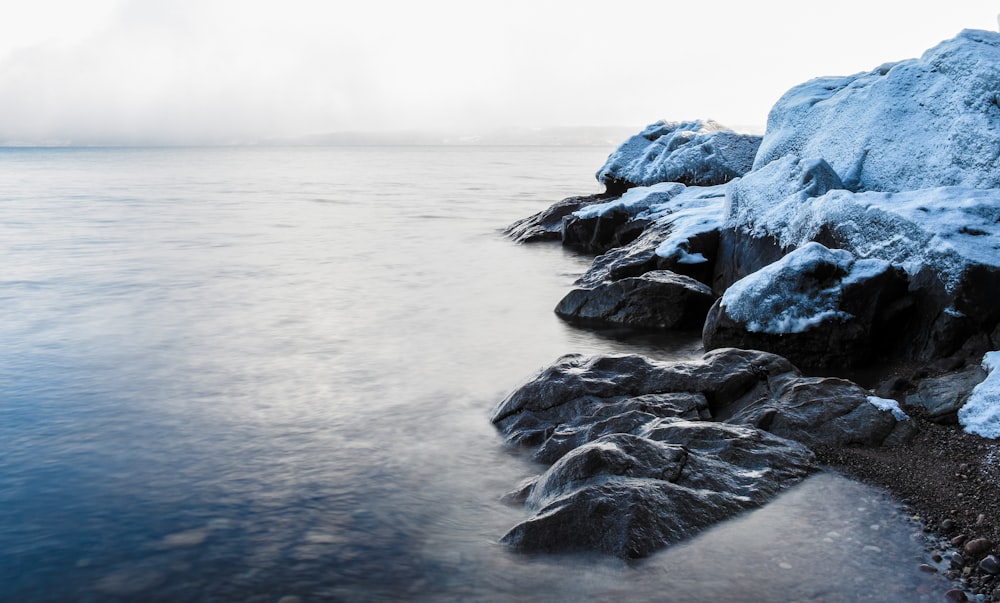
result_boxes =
[966,538,993,557]
[905,365,988,424]
[952,553,966,570]
[504,193,616,244]
[703,243,912,369]
[501,430,813,558]
[979,555,1000,575]
[918,563,938,573]
[597,120,761,193]
[944,588,969,602]
[561,209,650,254]
[554,270,716,331]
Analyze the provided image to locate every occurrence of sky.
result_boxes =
[0,0,997,144]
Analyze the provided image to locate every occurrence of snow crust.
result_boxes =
[958,351,1000,439]
[596,120,761,189]
[867,396,910,422]
[755,29,1000,192]
[719,242,890,333]
[727,155,1000,291]
[573,182,685,220]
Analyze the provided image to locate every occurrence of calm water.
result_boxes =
[0,147,953,601]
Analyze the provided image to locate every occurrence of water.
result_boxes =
[0,146,954,601]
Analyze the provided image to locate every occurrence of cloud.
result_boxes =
[0,0,996,144]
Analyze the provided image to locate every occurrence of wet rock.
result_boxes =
[979,555,1000,575]
[501,430,813,558]
[905,365,987,424]
[561,208,650,254]
[965,538,993,557]
[703,242,912,369]
[504,193,616,244]
[952,553,966,570]
[596,120,761,193]
[944,588,969,602]
[554,270,716,331]
[919,563,938,573]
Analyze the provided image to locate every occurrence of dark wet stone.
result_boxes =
[905,365,988,424]
[554,270,715,331]
[978,555,1000,575]
[504,193,616,244]
[952,553,966,570]
[944,588,969,602]
[501,430,813,558]
[918,563,938,573]
[965,538,993,557]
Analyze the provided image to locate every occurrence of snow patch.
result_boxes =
[958,351,1000,439]
[867,396,909,421]
[719,242,891,334]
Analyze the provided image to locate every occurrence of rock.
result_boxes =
[965,538,993,557]
[596,120,761,194]
[501,430,813,558]
[720,153,1000,363]
[944,588,969,602]
[918,563,938,573]
[492,348,908,453]
[979,555,1000,575]
[703,242,912,368]
[554,270,716,331]
[504,193,616,244]
[574,185,726,288]
[906,365,987,424]
[754,30,1000,192]
[952,553,966,570]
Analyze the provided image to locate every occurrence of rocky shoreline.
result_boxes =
[492,28,1000,602]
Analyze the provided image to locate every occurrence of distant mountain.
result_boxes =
[264,126,644,147]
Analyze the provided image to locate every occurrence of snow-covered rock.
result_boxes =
[754,29,1000,192]
[596,120,761,193]
[702,242,911,368]
[958,351,1000,438]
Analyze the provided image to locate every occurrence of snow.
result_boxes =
[718,242,891,333]
[754,29,1000,192]
[867,396,910,422]
[958,351,1000,439]
[572,182,685,220]
[596,120,761,189]
[726,155,1000,291]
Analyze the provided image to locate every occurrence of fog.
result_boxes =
[0,0,996,144]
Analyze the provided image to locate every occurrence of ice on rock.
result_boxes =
[958,351,1000,439]
[596,120,761,192]
[867,396,910,422]
[754,29,1000,193]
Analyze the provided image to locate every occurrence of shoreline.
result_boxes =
[817,416,1000,601]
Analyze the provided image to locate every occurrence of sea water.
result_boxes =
[0,146,954,601]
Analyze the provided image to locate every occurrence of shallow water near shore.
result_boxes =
[0,146,955,601]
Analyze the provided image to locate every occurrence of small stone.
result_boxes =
[953,553,967,569]
[919,563,938,573]
[966,538,993,557]
[976,514,986,526]
[953,534,969,547]
[944,588,969,602]
[979,555,1000,575]
[933,553,944,563]
[942,519,956,531]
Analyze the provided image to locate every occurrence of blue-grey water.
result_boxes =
[0,146,954,602]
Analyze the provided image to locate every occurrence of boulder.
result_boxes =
[554,270,715,331]
[702,242,912,368]
[504,192,616,244]
[596,120,761,194]
[501,430,814,558]
[573,185,726,287]
[754,29,1000,192]
[905,364,987,423]
[721,154,1000,361]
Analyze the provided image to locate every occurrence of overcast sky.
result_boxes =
[0,1,997,144]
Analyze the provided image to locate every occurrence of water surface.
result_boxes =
[0,147,953,601]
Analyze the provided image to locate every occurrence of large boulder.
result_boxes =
[501,429,813,558]
[754,29,1000,192]
[721,154,1000,362]
[554,270,715,331]
[596,120,761,194]
[703,242,912,368]
[492,348,909,454]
